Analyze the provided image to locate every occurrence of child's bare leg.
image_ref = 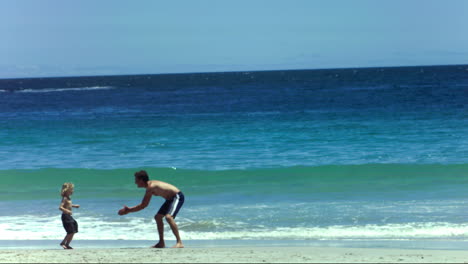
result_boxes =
[60,234,73,249]
[65,233,75,249]
[60,235,68,249]
[165,215,184,248]
[152,214,165,248]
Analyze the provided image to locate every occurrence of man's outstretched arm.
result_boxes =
[118,190,152,215]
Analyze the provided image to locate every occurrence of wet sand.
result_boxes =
[1,246,468,263]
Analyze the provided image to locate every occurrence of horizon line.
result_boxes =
[1,63,467,81]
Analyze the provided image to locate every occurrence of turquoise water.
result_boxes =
[0,65,468,246]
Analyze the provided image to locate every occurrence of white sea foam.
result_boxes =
[17,86,115,93]
[182,223,468,240]
[2,214,468,241]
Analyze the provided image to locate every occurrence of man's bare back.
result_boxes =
[146,180,180,200]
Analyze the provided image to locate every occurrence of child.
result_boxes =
[59,182,80,249]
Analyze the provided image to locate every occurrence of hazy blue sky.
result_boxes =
[1,0,467,78]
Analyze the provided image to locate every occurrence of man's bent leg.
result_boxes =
[165,214,184,248]
[152,214,166,248]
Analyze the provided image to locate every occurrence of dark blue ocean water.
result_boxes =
[1,65,468,245]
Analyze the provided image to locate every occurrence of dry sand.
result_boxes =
[1,247,468,263]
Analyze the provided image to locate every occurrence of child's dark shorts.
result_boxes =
[61,214,78,234]
[157,192,185,218]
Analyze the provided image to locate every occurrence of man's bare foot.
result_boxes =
[172,242,184,248]
[151,242,165,248]
[60,243,68,250]
[65,245,73,249]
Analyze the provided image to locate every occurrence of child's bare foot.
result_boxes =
[151,242,165,248]
[172,242,184,248]
[60,243,68,250]
[65,245,73,249]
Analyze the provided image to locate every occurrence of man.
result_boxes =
[118,170,185,248]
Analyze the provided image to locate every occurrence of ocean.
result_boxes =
[1,65,468,249]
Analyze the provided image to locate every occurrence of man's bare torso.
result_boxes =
[146,180,180,200]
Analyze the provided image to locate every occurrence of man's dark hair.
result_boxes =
[134,170,149,182]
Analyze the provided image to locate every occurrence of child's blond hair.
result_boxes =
[61,182,74,197]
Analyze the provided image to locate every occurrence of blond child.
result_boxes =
[59,183,80,249]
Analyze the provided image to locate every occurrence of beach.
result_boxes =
[1,246,468,263]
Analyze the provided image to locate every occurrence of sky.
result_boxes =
[1,0,468,78]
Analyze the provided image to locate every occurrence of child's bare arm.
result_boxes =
[59,206,72,214]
